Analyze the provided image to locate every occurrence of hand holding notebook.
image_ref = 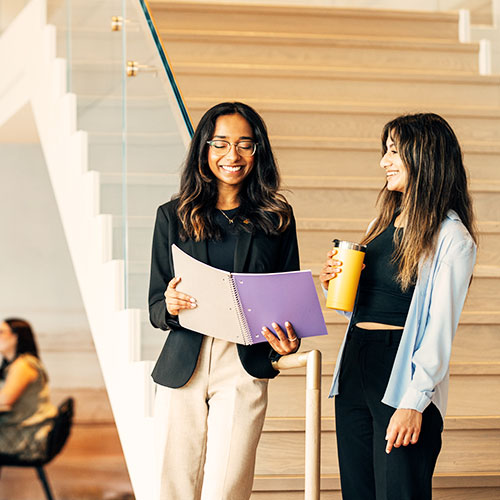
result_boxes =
[172,244,328,345]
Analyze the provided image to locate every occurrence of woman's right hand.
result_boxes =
[319,249,343,291]
[164,277,197,316]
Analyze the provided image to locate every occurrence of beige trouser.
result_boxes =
[154,336,269,500]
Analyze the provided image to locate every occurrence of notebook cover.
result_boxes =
[172,245,248,344]
[232,271,328,344]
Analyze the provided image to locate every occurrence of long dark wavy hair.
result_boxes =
[361,113,478,290]
[176,102,292,241]
[0,318,39,380]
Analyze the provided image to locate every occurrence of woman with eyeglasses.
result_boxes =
[320,113,477,500]
[0,319,57,460]
[148,102,300,500]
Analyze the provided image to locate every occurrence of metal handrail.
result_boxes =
[273,350,322,500]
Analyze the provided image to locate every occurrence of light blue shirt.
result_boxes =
[328,210,477,420]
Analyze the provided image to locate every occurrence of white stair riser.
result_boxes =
[89,138,186,174]
[56,30,152,63]
[141,319,166,361]
[48,1,121,31]
[100,181,177,218]
[78,100,178,135]
[175,70,500,107]
[155,5,459,40]
[71,65,166,97]
[164,36,478,73]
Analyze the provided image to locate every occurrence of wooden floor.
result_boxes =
[0,423,134,500]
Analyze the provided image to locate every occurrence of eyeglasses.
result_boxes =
[207,140,258,157]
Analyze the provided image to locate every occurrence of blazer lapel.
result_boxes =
[233,230,253,272]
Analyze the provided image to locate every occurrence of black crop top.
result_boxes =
[351,221,415,327]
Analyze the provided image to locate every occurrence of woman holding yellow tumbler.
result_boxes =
[320,113,477,500]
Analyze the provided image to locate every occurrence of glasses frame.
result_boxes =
[206,140,258,157]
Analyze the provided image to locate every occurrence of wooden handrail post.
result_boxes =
[305,349,321,500]
[273,349,322,500]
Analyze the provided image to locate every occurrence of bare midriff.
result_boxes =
[355,322,403,330]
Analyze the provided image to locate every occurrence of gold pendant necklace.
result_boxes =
[219,209,235,224]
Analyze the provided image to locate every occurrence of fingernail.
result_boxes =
[191,303,197,308]
[190,298,196,303]
[285,321,290,327]
[272,322,278,328]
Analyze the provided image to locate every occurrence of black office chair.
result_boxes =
[0,397,74,500]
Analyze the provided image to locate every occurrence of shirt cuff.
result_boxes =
[397,387,432,413]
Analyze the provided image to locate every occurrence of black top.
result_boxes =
[207,208,240,272]
[351,221,415,327]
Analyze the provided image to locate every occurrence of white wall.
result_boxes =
[0,123,103,391]
[0,0,30,31]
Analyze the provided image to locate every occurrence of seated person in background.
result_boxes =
[0,318,57,460]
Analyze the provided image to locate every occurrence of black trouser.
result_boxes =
[335,325,443,500]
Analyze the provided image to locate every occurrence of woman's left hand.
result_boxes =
[261,321,299,356]
[385,408,422,454]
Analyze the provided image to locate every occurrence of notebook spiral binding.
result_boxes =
[229,276,252,345]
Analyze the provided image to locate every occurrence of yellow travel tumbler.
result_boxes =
[326,240,367,312]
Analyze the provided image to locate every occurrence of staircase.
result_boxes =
[147,1,500,498]
[2,0,499,498]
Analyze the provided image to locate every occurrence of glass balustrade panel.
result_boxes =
[47,0,192,361]
[124,0,192,361]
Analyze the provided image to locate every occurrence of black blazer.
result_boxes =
[148,199,300,388]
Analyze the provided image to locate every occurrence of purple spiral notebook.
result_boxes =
[172,244,328,345]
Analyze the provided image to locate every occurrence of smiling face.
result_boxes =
[380,134,408,193]
[207,113,255,194]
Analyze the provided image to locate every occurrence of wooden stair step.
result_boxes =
[172,62,500,107]
[309,267,500,313]
[255,416,500,475]
[188,99,500,144]
[251,473,500,499]
[267,372,500,417]
[300,323,500,365]
[161,29,478,73]
[295,217,500,266]
[150,1,460,41]
[284,177,500,222]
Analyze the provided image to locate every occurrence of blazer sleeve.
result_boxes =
[148,205,180,331]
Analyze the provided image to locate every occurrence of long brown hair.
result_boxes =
[176,102,291,241]
[361,113,477,289]
[0,318,40,380]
